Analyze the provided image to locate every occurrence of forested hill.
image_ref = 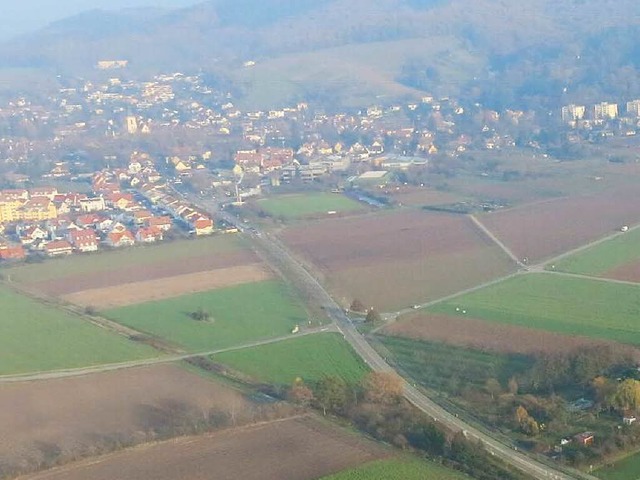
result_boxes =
[1,0,639,109]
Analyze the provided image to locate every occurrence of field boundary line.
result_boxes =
[468,214,525,267]
[541,269,640,287]
[0,325,338,384]
[542,221,640,267]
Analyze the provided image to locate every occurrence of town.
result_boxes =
[1,64,639,264]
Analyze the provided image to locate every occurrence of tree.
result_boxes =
[287,378,314,406]
[514,405,539,436]
[314,376,348,415]
[365,308,382,324]
[349,298,365,312]
[362,372,404,404]
[407,421,446,456]
[515,405,529,425]
[485,378,502,400]
[190,307,211,322]
[612,379,640,413]
[508,376,519,395]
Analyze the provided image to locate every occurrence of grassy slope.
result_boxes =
[596,451,640,480]
[378,336,532,391]
[257,193,362,219]
[6,235,245,283]
[551,228,640,276]
[105,280,308,352]
[233,37,483,109]
[321,457,468,480]
[0,286,155,375]
[429,273,640,345]
[214,332,368,385]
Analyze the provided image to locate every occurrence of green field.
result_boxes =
[321,457,468,480]
[378,336,531,393]
[5,235,245,283]
[215,333,368,385]
[596,451,640,480]
[0,286,156,375]
[551,228,640,277]
[105,280,308,353]
[257,193,363,220]
[429,273,640,345]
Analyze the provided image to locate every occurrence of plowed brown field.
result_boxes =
[62,264,271,308]
[281,211,515,311]
[384,313,639,357]
[479,187,640,263]
[23,416,387,480]
[29,251,261,297]
[604,259,640,283]
[0,364,256,477]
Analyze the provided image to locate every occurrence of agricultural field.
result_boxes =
[378,336,532,393]
[551,227,640,282]
[23,416,387,480]
[255,192,364,220]
[63,264,271,309]
[479,185,640,263]
[0,286,155,375]
[428,273,640,346]
[105,280,309,353]
[320,457,469,480]
[382,185,464,207]
[383,311,626,356]
[596,451,640,480]
[6,234,254,296]
[0,364,257,477]
[281,210,516,311]
[214,333,369,385]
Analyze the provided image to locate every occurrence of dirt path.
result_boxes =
[0,325,338,384]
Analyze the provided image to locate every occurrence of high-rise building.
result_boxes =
[626,100,640,117]
[561,104,586,122]
[125,116,138,134]
[593,102,618,120]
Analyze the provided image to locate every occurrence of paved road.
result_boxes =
[186,193,589,480]
[0,325,337,384]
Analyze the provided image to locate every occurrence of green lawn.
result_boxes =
[257,193,363,220]
[596,450,640,480]
[5,235,245,283]
[321,457,468,480]
[429,273,640,345]
[0,286,156,375]
[378,336,532,393]
[214,333,369,385]
[105,280,309,353]
[551,228,640,277]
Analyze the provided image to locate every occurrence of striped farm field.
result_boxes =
[0,286,155,375]
[428,273,640,346]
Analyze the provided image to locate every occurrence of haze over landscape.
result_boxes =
[1,1,640,479]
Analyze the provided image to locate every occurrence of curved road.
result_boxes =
[188,193,591,480]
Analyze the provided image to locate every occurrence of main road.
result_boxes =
[186,192,593,480]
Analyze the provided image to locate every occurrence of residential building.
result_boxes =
[68,229,99,253]
[593,102,618,120]
[193,217,214,236]
[561,104,586,123]
[0,243,26,260]
[106,230,136,247]
[627,100,640,117]
[44,240,73,257]
[80,197,106,212]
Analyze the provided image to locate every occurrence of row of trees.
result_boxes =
[287,372,530,480]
